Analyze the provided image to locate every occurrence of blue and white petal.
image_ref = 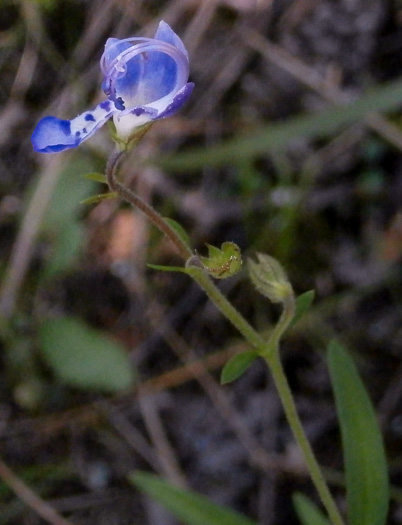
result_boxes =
[32,100,116,153]
[154,20,188,59]
[153,82,194,120]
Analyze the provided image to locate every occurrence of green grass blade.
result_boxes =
[292,493,330,525]
[130,471,257,525]
[158,77,402,171]
[327,341,389,525]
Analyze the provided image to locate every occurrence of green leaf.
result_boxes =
[163,218,191,249]
[40,153,99,229]
[83,172,108,184]
[147,263,188,273]
[221,351,259,384]
[292,493,330,525]
[39,317,135,393]
[327,341,389,525]
[80,192,117,205]
[130,471,257,525]
[158,76,402,171]
[201,242,242,279]
[289,290,315,329]
[43,222,84,278]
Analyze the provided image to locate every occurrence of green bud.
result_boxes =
[248,253,293,304]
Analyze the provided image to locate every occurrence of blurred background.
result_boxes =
[0,0,402,523]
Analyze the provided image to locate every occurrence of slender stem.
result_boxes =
[265,294,296,355]
[105,150,264,350]
[266,349,345,525]
[0,457,75,525]
[188,267,265,350]
[106,151,192,261]
[106,150,344,524]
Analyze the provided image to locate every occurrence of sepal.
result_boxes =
[200,242,242,279]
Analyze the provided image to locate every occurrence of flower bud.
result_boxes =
[248,253,293,304]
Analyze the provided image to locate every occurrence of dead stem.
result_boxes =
[0,457,76,525]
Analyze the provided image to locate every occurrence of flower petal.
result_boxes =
[32,100,116,153]
[154,82,194,120]
[113,82,194,139]
[113,106,158,139]
[154,20,188,59]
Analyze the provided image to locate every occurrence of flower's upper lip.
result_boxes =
[101,37,189,113]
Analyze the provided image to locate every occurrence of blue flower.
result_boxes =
[32,21,193,153]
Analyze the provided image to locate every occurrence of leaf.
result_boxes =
[80,192,117,205]
[130,471,257,525]
[147,263,188,273]
[41,153,99,229]
[289,290,315,329]
[163,218,191,248]
[83,172,108,184]
[292,493,330,525]
[158,76,402,171]
[221,351,259,384]
[327,341,389,525]
[43,222,84,278]
[39,317,135,393]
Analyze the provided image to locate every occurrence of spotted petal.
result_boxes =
[32,100,116,153]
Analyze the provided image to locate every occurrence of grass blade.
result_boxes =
[130,471,257,525]
[327,341,389,525]
[159,77,402,171]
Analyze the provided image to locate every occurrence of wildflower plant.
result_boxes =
[31,21,389,525]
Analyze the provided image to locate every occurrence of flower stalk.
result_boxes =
[266,348,345,525]
[106,151,344,525]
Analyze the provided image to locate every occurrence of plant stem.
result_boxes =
[188,267,265,350]
[106,149,344,524]
[106,150,264,350]
[265,349,345,525]
[106,150,192,261]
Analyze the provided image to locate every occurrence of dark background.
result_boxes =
[0,1,401,524]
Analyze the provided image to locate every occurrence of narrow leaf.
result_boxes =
[147,263,188,273]
[39,317,135,393]
[83,172,108,184]
[292,493,330,525]
[80,192,117,205]
[163,218,191,248]
[221,351,259,384]
[289,290,315,329]
[158,76,402,171]
[130,471,257,525]
[327,341,389,525]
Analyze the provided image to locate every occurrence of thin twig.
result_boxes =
[0,457,76,525]
[246,29,402,152]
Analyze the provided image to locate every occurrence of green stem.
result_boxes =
[106,150,192,261]
[106,149,344,524]
[188,266,265,350]
[266,349,345,525]
[106,149,264,351]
